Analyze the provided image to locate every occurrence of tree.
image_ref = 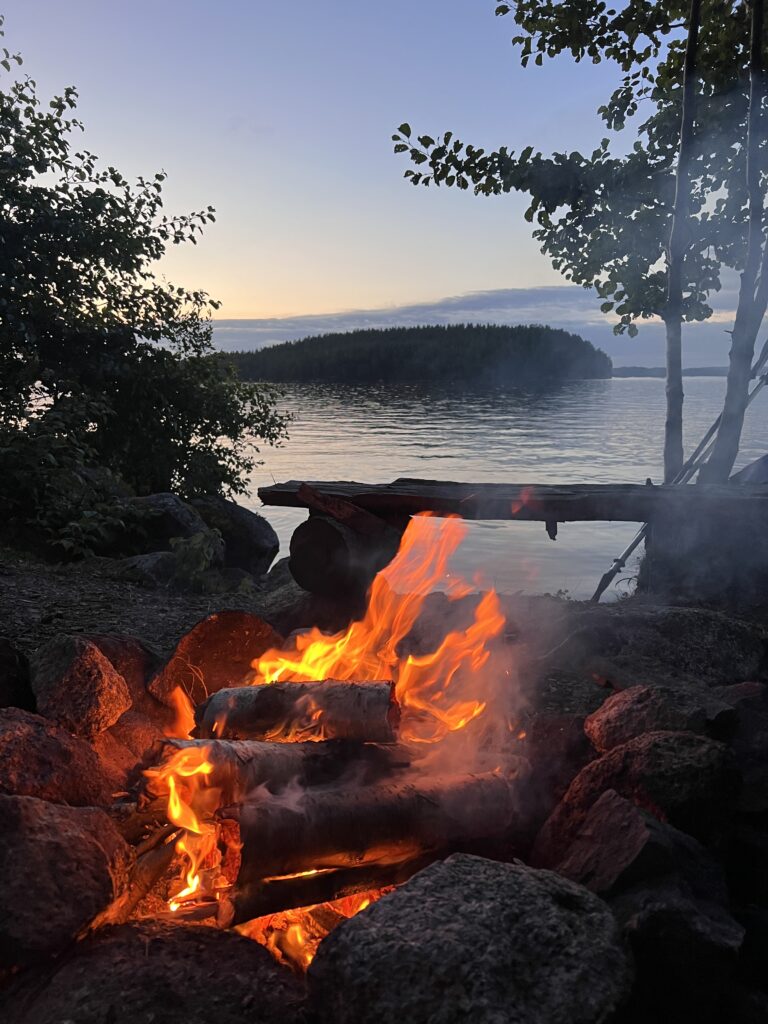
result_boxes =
[393,1,767,482]
[0,16,288,553]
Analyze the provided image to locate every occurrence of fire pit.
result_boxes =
[139,513,524,970]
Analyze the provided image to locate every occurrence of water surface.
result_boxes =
[246,378,768,599]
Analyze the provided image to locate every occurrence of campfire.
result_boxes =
[141,513,522,969]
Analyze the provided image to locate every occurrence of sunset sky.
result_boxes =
[3,1,736,364]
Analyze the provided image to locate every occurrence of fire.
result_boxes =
[253,514,505,742]
[164,686,195,738]
[144,744,221,912]
[145,513,510,950]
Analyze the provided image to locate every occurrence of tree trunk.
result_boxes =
[701,0,767,483]
[663,0,702,481]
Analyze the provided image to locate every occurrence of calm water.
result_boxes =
[245,378,768,600]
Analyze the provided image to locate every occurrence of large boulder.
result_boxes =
[191,494,279,577]
[0,920,304,1024]
[308,854,632,1024]
[584,684,735,753]
[148,610,283,706]
[86,634,164,712]
[533,731,739,866]
[0,795,131,967]
[0,708,112,806]
[31,635,132,738]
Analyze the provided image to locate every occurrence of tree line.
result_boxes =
[229,323,612,385]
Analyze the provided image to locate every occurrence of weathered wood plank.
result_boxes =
[258,478,768,523]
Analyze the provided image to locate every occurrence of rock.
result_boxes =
[612,882,743,1022]
[603,606,767,688]
[148,610,284,706]
[118,550,181,585]
[0,920,304,1024]
[0,708,112,806]
[308,853,632,1024]
[108,708,166,760]
[125,492,215,550]
[533,731,739,866]
[552,789,728,903]
[584,684,735,753]
[85,634,163,712]
[31,635,132,738]
[712,682,768,814]
[0,637,35,711]
[0,795,131,967]
[191,494,279,576]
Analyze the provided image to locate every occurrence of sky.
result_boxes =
[1,2,737,365]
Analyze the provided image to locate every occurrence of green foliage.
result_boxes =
[0,16,289,554]
[393,2,757,338]
[228,323,612,384]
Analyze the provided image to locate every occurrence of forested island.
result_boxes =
[228,324,612,385]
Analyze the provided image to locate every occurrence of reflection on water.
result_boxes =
[245,378,768,600]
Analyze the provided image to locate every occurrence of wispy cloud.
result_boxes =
[213,284,740,367]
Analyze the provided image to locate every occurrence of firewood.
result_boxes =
[231,772,516,884]
[219,855,433,925]
[289,513,401,596]
[141,737,412,807]
[194,681,399,744]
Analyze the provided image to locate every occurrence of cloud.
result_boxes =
[212,284,740,367]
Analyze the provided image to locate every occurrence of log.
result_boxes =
[230,772,516,884]
[289,513,400,596]
[141,738,412,807]
[259,478,768,523]
[194,681,399,744]
[220,855,434,926]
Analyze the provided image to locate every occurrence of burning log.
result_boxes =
[220,855,432,925]
[194,681,400,744]
[230,772,516,890]
[141,737,412,807]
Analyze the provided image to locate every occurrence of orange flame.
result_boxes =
[144,744,220,912]
[164,686,195,739]
[253,515,504,742]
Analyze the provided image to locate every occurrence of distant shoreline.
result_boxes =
[612,366,728,377]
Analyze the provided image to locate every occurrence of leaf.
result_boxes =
[398,122,411,138]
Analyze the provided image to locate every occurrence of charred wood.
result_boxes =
[231,772,516,884]
[194,681,399,744]
[221,855,433,925]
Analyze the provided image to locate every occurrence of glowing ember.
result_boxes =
[237,889,387,971]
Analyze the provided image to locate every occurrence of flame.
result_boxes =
[144,744,220,912]
[164,686,195,738]
[253,515,505,742]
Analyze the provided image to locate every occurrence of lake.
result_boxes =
[245,377,768,600]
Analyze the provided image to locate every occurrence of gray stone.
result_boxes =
[192,494,279,576]
[0,795,131,967]
[118,549,180,585]
[0,920,304,1023]
[0,708,112,806]
[308,853,632,1024]
[584,683,735,753]
[31,634,132,738]
[126,492,213,548]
